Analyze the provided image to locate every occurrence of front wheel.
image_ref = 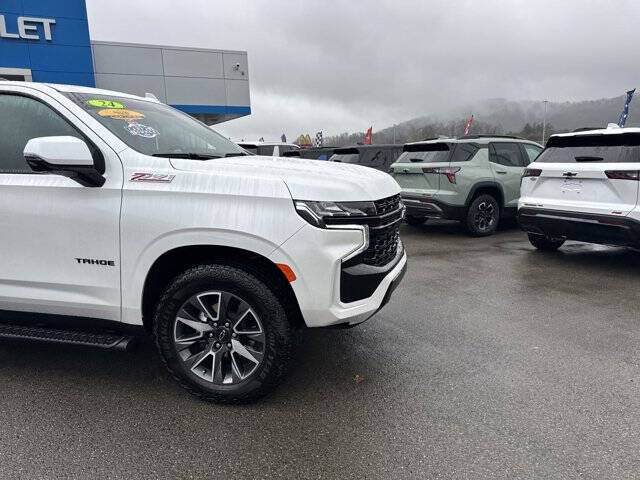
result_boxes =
[527,233,565,251]
[465,194,500,236]
[153,264,296,404]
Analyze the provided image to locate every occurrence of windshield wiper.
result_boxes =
[152,153,221,160]
[574,156,604,162]
[225,152,250,157]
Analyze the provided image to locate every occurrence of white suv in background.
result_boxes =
[0,81,407,403]
[518,127,640,250]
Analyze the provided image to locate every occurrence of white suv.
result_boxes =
[0,81,407,403]
[518,127,640,250]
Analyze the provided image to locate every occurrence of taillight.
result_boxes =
[605,170,640,180]
[522,168,542,178]
[422,166,461,184]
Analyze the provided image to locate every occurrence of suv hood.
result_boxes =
[170,155,400,201]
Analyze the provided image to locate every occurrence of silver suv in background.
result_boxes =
[391,135,543,236]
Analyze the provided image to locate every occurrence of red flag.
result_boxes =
[464,115,474,136]
[364,126,372,145]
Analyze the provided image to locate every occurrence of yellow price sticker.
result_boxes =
[87,99,124,109]
[98,109,145,121]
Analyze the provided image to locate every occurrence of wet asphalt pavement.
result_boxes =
[1,220,640,479]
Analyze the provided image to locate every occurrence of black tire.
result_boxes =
[465,194,500,236]
[153,264,296,404]
[405,215,426,226]
[527,233,565,251]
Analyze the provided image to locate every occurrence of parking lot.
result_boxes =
[1,221,639,479]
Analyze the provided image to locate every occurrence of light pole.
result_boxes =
[542,100,548,145]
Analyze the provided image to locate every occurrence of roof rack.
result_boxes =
[459,134,525,140]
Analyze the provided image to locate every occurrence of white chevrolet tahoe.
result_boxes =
[0,82,407,403]
[519,127,640,250]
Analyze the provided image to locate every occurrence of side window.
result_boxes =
[490,142,525,167]
[0,94,83,172]
[450,143,479,162]
[366,150,386,168]
[523,144,543,164]
[257,145,275,156]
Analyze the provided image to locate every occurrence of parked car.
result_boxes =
[281,147,338,160]
[518,127,640,250]
[237,141,300,157]
[391,135,543,236]
[0,81,407,403]
[329,144,404,172]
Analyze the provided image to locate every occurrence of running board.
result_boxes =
[0,323,136,351]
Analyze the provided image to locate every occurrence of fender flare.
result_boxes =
[464,181,505,209]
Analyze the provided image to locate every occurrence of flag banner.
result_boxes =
[464,114,474,135]
[618,89,635,128]
[364,126,372,145]
[313,131,323,147]
[281,133,287,143]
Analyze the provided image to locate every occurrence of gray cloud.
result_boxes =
[86,0,640,140]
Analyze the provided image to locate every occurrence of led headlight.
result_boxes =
[294,200,376,228]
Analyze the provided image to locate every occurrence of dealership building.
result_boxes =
[0,0,251,124]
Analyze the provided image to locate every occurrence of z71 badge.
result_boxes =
[130,173,175,183]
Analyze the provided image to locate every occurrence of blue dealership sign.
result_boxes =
[0,0,94,86]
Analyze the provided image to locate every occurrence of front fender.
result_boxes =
[120,228,301,325]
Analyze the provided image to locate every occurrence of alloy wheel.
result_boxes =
[474,201,496,232]
[173,291,266,385]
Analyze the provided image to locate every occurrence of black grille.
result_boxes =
[364,222,401,266]
[354,194,403,267]
[374,194,402,216]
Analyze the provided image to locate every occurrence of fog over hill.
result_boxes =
[326,94,639,146]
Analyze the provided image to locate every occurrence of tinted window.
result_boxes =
[257,145,275,156]
[450,143,479,162]
[536,146,640,163]
[331,153,360,164]
[537,133,640,163]
[238,144,258,154]
[397,143,451,163]
[490,142,524,167]
[523,144,542,163]
[0,94,82,172]
[278,145,298,155]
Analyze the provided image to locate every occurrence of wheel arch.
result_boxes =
[465,181,505,209]
[140,245,304,332]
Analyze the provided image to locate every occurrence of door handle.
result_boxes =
[495,170,507,174]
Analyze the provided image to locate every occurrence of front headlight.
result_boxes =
[294,200,376,228]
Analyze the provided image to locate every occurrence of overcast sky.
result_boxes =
[86,0,640,141]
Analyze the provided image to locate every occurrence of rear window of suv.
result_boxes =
[397,143,451,163]
[537,133,640,163]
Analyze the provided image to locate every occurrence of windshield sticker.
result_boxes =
[124,122,159,138]
[87,99,124,109]
[98,108,145,121]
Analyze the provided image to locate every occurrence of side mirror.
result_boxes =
[24,136,104,187]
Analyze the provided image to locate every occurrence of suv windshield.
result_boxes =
[65,93,246,158]
[396,143,451,163]
[538,133,640,163]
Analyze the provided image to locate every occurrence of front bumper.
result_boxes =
[268,223,407,328]
[518,207,640,248]
[401,193,466,221]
